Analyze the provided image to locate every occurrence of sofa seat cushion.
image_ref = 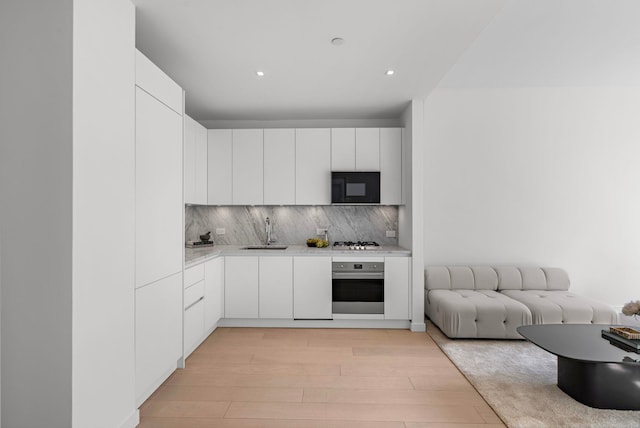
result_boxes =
[500,290,618,325]
[425,289,532,339]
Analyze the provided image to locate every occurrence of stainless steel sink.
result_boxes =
[242,245,288,250]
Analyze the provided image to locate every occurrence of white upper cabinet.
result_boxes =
[135,50,182,114]
[184,117,196,204]
[135,87,183,288]
[355,128,380,171]
[207,129,232,205]
[194,120,208,204]
[295,128,331,205]
[232,129,264,205]
[380,128,402,205]
[184,115,207,205]
[331,128,356,171]
[264,129,295,205]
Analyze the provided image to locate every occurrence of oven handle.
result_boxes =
[332,272,384,280]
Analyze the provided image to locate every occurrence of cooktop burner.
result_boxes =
[333,241,380,250]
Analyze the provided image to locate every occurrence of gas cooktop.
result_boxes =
[332,241,380,250]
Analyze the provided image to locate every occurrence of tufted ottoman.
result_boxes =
[425,266,532,338]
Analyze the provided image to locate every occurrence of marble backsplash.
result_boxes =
[185,205,399,246]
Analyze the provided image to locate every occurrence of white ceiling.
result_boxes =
[133,0,640,121]
[132,0,506,121]
[440,0,640,88]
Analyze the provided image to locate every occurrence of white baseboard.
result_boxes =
[218,318,410,329]
[410,322,426,332]
[119,409,139,428]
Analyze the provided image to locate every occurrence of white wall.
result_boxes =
[1,1,137,427]
[72,0,137,427]
[400,100,426,332]
[423,87,640,307]
[0,1,74,426]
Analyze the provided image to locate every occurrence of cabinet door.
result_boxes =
[259,256,293,319]
[380,128,402,205]
[293,257,332,319]
[384,257,410,320]
[225,256,259,318]
[194,120,208,205]
[295,129,331,205]
[135,272,182,405]
[233,129,264,205]
[264,129,295,205]
[135,87,183,288]
[204,257,223,330]
[135,50,182,114]
[184,116,197,204]
[331,128,355,171]
[208,129,232,205]
[355,128,380,171]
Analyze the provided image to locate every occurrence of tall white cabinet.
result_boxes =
[134,50,183,406]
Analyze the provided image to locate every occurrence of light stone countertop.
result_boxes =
[185,244,411,268]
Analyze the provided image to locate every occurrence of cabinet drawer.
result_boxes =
[184,298,204,358]
[184,280,205,309]
[184,264,205,289]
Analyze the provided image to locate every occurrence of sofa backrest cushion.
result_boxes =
[425,266,498,291]
[425,266,570,291]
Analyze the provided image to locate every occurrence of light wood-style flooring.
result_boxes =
[139,327,504,427]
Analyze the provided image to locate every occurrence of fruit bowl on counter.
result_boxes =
[306,238,329,248]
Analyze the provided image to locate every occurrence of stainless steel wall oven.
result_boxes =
[332,261,384,314]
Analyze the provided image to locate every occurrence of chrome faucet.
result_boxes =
[265,217,273,245]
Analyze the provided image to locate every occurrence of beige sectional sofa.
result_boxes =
[425,266,617,339]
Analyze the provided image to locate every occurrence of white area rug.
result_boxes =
[427,324,640,428]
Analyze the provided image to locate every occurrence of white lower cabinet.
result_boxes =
[293,256,332,319]
[204,257,223,330]
[384,257,411,320]
[259,256,293,319]
[183,281,205,358]
[225,256,259,318]
[135,272,182,405]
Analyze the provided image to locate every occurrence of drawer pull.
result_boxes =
[185,296,204,311]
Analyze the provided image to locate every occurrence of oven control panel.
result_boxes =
[332,262,384,273]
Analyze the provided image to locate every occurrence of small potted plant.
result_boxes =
[622,300,640,319]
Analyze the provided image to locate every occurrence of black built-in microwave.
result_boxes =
[331,172,380,204]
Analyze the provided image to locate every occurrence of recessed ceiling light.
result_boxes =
[331,37,345,46]
[385,70,395,76]
[256,70,265,77]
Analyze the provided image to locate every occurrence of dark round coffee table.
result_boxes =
[517,324,640,410]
